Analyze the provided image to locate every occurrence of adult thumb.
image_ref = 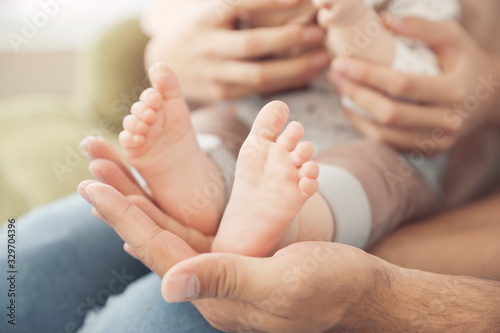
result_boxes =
[162,253,271,303]
[385,16,463,48]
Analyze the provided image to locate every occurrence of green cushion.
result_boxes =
[0,18,146,224]
[0,95,95,222]
[73,18,150,130]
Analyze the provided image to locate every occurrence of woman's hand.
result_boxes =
[330,17,500,154]
[79,180,390,333]
[143,0,329,105]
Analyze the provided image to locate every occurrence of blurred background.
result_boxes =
[0,0,153,223]
[0,0,147,97]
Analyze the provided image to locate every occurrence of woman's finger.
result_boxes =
[385,17,465,49]
[205,49,329,88]
[203,0,302,25]
[256,72,317,96]
[330,58,462,105]
[334,75,462,132]
[204,24,325,59]
[344,108,456,154]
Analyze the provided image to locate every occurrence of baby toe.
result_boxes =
[300,161,320,180]
[291,141,314,167]
[251,101,290,143]
[299,177,319,197]
[140,88,163,109]
[119,130,145,149]
[123,115,149,135]
[277,121,304,152]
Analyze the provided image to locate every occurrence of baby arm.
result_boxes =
[314,0,396,66]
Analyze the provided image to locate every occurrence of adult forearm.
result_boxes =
[370,192,500,280]
[389,269,500,332]
[338,264,500,332]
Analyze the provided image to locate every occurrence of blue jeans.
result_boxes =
[0,194,222,333]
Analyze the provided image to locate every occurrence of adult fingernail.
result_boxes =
[85,186,96,205]
[80,139,95,160]
[77,185,91,205]
[124,243,140,260]
[303,26,325,43]
[332,58,350,74]
[311,52,330,69]
[165,274,199,303]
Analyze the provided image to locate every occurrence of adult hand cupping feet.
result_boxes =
[78,179,389,333]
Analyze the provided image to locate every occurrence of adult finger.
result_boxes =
[198,73,315,102]
[183,79,253,102]
[204,24,325,59]
[206,49,329,87]
[80,137,140,187]
[203,0,302,25]
[77,179,101,207]
[344,109,456,153]
[88,159,147,197]
[385,16,466,49]
[256,73,315,97]
[77,179,110,223]
[333,74,461,132]
[330,58,462,105]
[83,183,197,276]
[129,195,213,254]
[162,253,275,303]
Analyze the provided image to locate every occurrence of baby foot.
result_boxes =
[119,63,224,235]
[212,101,319,257]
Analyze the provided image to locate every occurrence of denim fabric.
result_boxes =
[0,194,221,333]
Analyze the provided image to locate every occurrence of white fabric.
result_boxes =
[318,164,372,249]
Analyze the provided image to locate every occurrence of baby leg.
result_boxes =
[314,140,439,249]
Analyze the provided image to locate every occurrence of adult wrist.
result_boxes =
[336,262,500,333]
[332,256,400,332]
